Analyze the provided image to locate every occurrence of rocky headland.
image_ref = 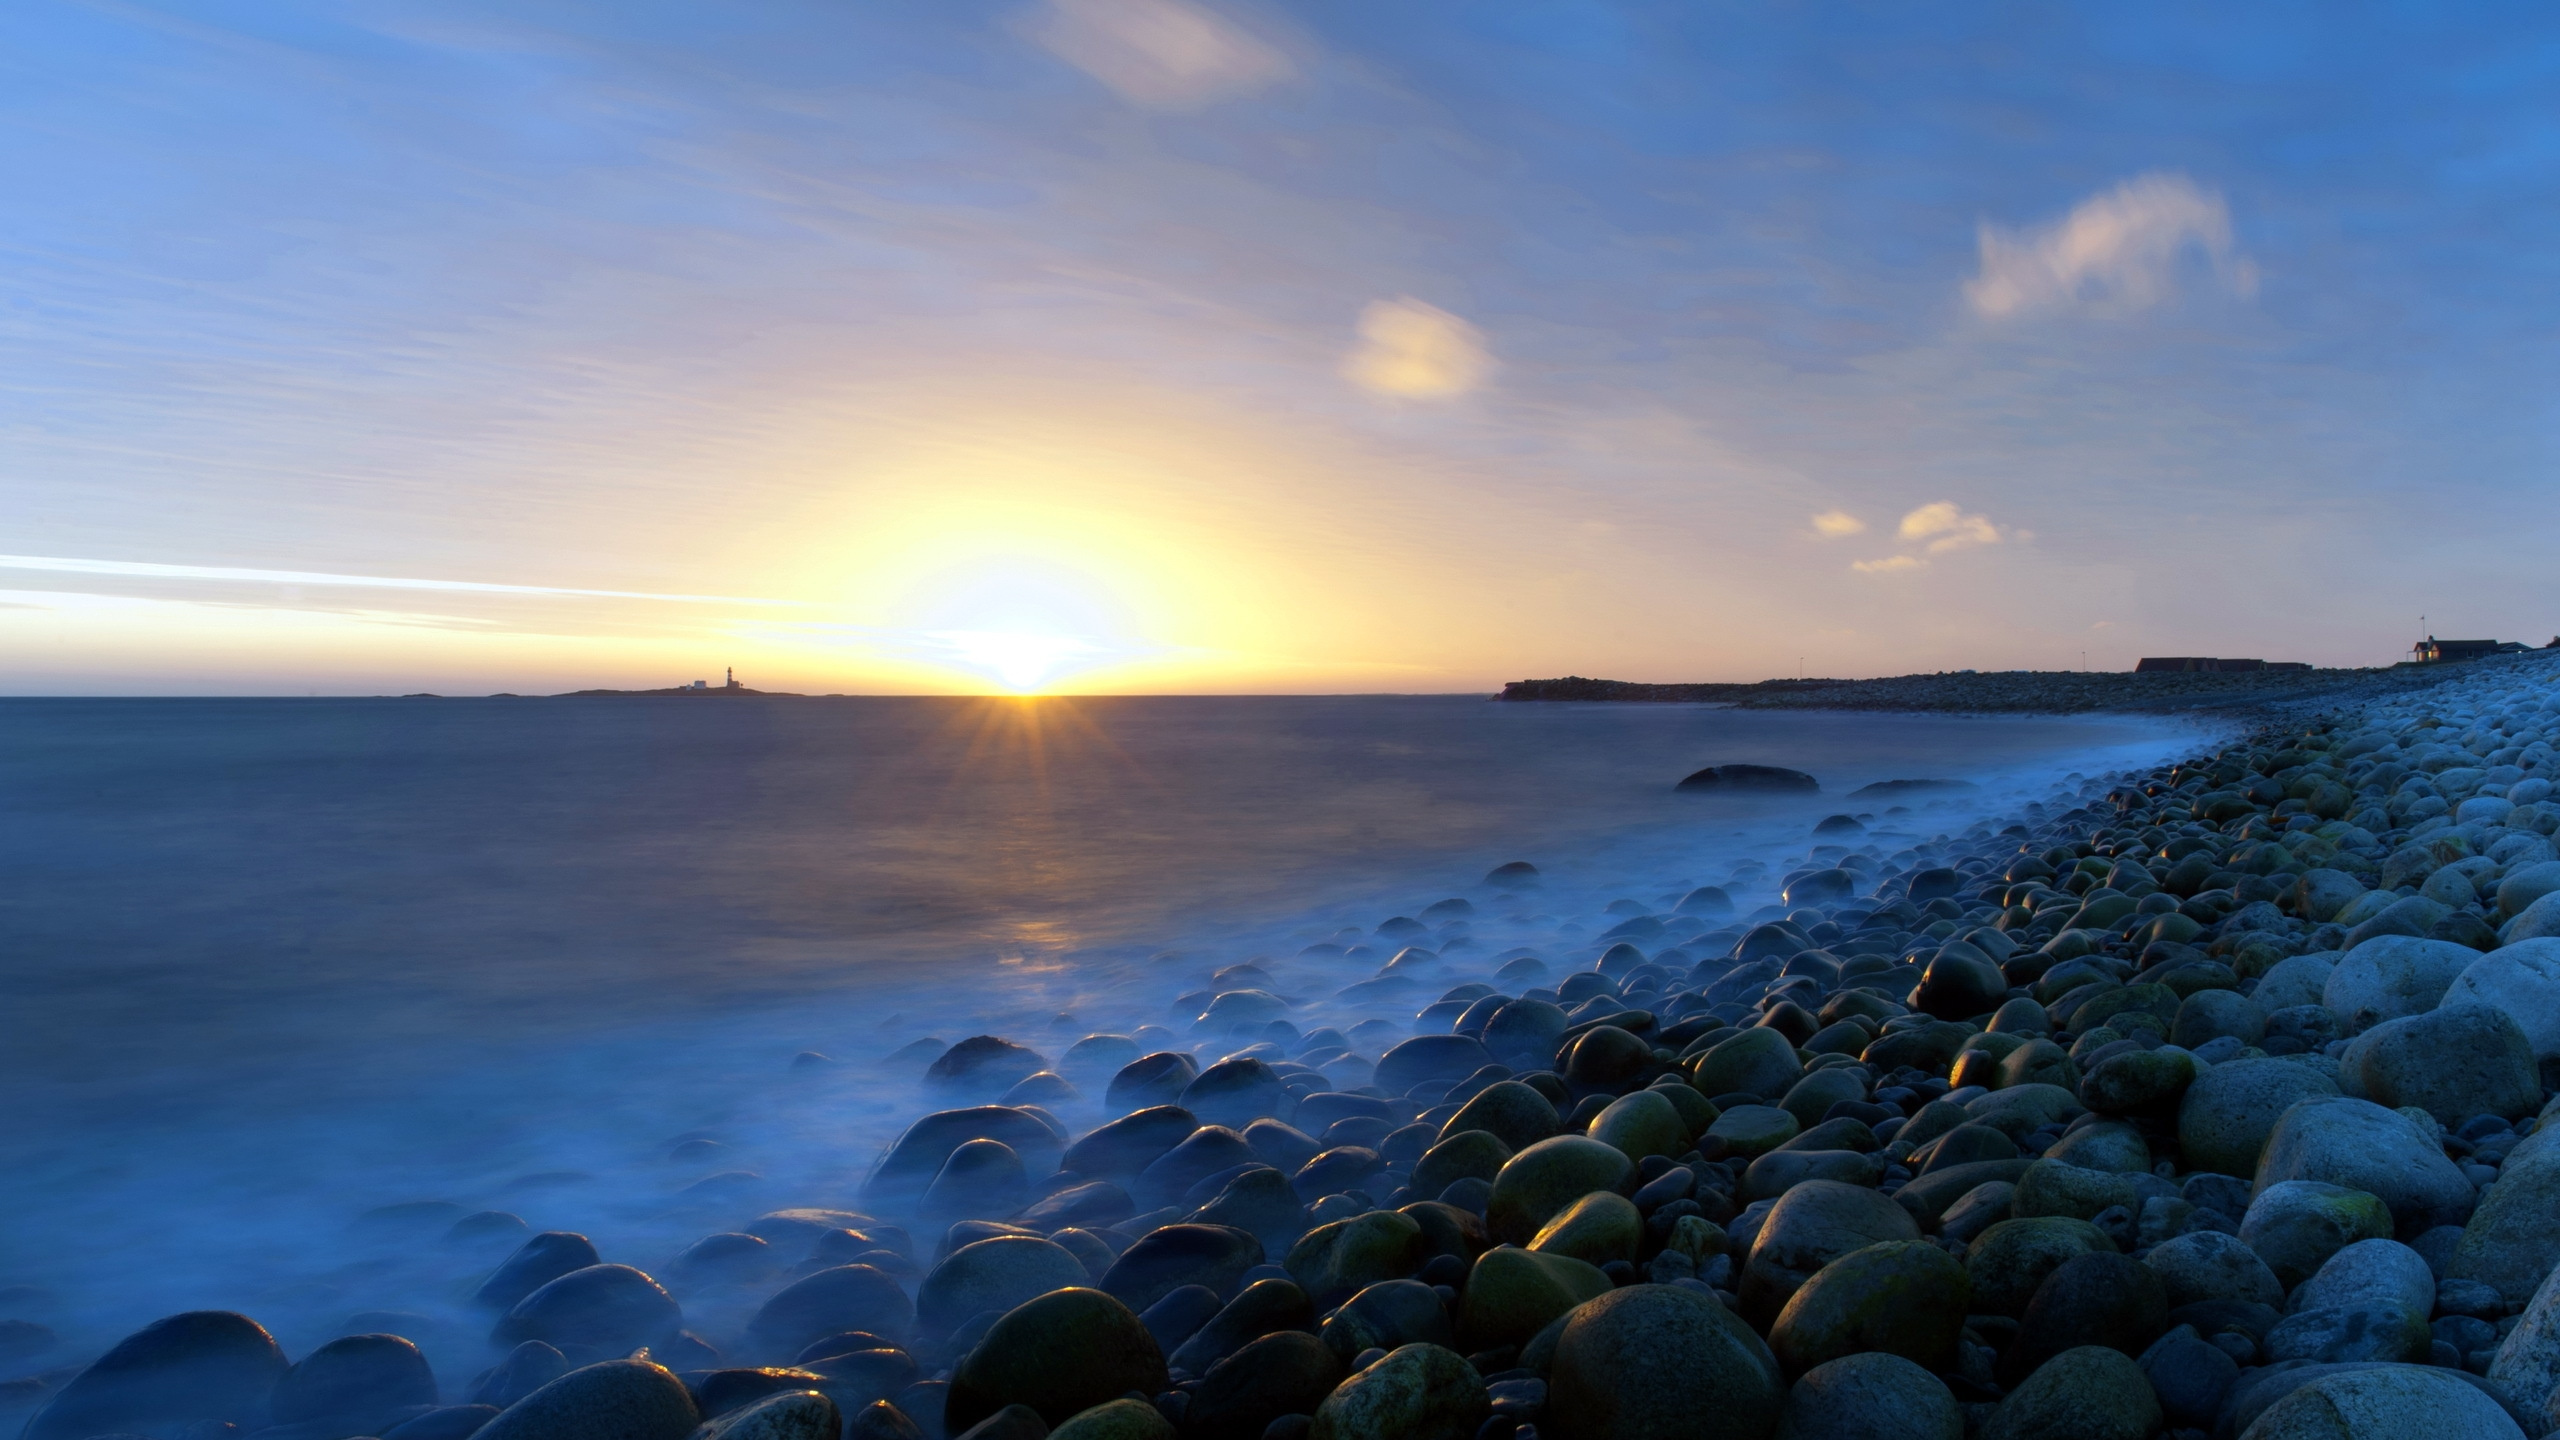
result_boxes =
[1496,661,2516,715]
[20,651,2560,1440]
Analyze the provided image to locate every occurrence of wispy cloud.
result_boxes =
[1018,0,1293,110]
[1851,555,1924,574]
[1897,500,2002,554]
[1809,510,1865,539]
[1966,173,2255,318]
[1341,298,1491,399]
[0,555,797,606]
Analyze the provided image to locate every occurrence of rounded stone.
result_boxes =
[1741,1180,1921,1323]
[2172,989,2266,1049]
[929,1037,1051,1098]
[2076,1046,2203,1116]
[1481,1001,1572,1068]
[698,1390,842,1440]
[2011,1160,2137,1223]
[20,1310,289,1440]
[1547,1284,1785,1440]
[1307,1343,1488,1440]
[1411,1130,1512,1198]
[2324,936,2479,1033]
[2240,1181,2396,1290]
[1966,1217,2117,1318]
[2449,1130,2560,1302]
[474,1232,606,1312]
[1181,1059,1294,1129]
[2340,1004,2541,1123]
[499,1264,682,1358]
[1586,1089,1689,1163]
[2141,1229,2283,1309]
[1563,1025,1656,1091]
[2176,1059,2343,1179]
[1377,1035,1496,1096]
[1182,1330,1344,1440]
[1061,1107,1200,1182]
[1437,1081,1561,1152]
[473,1360,700,1440]
[1048,1398,1177,1440]
[1707,1104,1801,1159]
[1978,1346,2161,1440]
[749,1266,912,1356]
[2000,1252,2168,1384]
[1283,1210,1426,1307]
[918,1238,1091,1336]
[2255,1096,2477,1234]
[1772,1351,1962,1440]
[1776,1068,1869,1131]
[2443,938,2560,1061]
[2041,1121,2148,1175]
[1527,1191,1643,1267]
[1484,1136,1635,1245]
[2243,1364,2526,1439]
[1769,1240,1971,1375]
[1100,1225,1265,1314]
[1454,1247,1611,1353]
[944,1288,1169,1433]
[1109,1053,1202,1112]
[271,1333,437,1427]
[1690,1028,1803,1100]
[1318,1280,1454,1365]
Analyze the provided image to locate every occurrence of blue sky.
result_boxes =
[2,2,2555,692]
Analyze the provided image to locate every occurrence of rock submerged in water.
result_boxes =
[1673,763,1819,794]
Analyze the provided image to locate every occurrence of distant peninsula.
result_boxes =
[1497,655,2557,714]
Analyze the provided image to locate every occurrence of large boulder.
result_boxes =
[2443,938,2560,1061]
[2241,1364,2527,1439]
[1769,1241,1970,1375]
[1181,1059,1293,1128]
[1771,1352,1961,1440]
[2178,1059,2342,1178]
[2489,1260,2560,1423]
[749,1266,912,1355]
[1741,1180,1920,1323]
[2142,1230,2283,1308]
[498,1264,683,1358]
[1455,1247,1610,1352]
[1061,1107,1199,1181]
[2449,1129,2560,1302]
[1438,1081,1561,1152]
[1100,1226,1264,1314]
[473,1360,700,1440]
[1376,1035,1495,1096]
[21,1311,289,1440]
[2339,1004,2541,1123]
[2324,936,2478,1033]
[2241,1182,2396,1290]
[1485,1136,1634,1245]
[868,1108,1067,1202]
[918,1238,1091,1337]
[1978,1346,2160,1440]
[1691,1028,1804,1100]
[2254,1097,2475,1234]
[270,1333,438,1432]
[1285,1211,1427,1307]
[1547,1284,1785,1440]
[1181,1331,1343,1440]
[1308,1343,1487,1440]
[945,1289,1168,1432]
[1967,1217,2118,1318]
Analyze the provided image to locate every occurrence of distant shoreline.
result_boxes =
[1497,656,2560,715]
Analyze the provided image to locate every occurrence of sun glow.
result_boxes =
[931,629,1101,692]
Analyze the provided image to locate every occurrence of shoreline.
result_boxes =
[14,664,2560,1440]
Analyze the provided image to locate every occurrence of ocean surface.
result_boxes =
[0,694,2207,1369]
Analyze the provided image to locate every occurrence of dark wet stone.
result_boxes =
[1769,1240,1971,1376]
[1140,1286,1224,1357]
[1183,1060,1294,1129]
[270,1333,437,1429]
[1560,1027,1652,1092]
[468,1340,567,1409]
[1547,1284,1782,1440]
[944,1288,1169,1432]
[919,1238,1092,1336]
[473,1232,604,1312]
[749,1266,914,1356]
[1102,1226,1265,1314]
[696,1388,842,1439]
[21,1310,288,1440]
[1997,1251,2167,1386]
[1977,1346,2158,1440]
[2133,1325,2234,1431]
[1139,1129,1261,1208]
[1182,1331,1343,1440]
[869,1110,1067,1204]
[381,1403,503,1440]
[1378,1036,1497,1095]
[954,1402,1052,1440]
[699,1368,834,1419]
[1319,1280,1453,1366]
[473,1359,699,1440]
[1022,1181,1137,1233]
[929,1038,1051,1098]
[1169,1278,1314,1376]
[1675,765,1818,794]
[924,1140,1032,1220]
[1111,1055,1205,1112]
[1308,1343,1487,1440]
[848,1399,931,1440]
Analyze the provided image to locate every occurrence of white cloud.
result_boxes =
[1809,509,1865,538]
[1897,500,2002,554]
[1851,555,1924,574]
[1020,0,1292,110]
[1966,173,2253,318]
[1342,297,1491,399]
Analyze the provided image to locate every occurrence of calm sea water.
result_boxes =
[0,695,2203,1366]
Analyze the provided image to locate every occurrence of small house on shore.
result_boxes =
[2410,637,2533,663]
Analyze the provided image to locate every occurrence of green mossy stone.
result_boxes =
[1586,1089,1689,1163]
[1690,1028,1804,1100]
[2009,1160,2137,1223]
[1045,1399,1175,1440]
[1768,1240,1971,1376]
[1437,1082,1562,1153]
[1484,1136,1635,1245]
[1963,1217,2115,1318]
[1307,1343,1487,1440]
[1776,1067,1869,1130]
[1411,1131,1513,1199]
[1454,1248,1611,1352]
[1547,1284,1784,1440]
[1706,1105,1799,1159]
[1284,1211,1427,1307]
[945,1288,1169,1433]
[1977,1346,2161,1440]
[1527,1191,1643,1267]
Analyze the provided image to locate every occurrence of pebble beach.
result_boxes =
[22,653,2560,1440]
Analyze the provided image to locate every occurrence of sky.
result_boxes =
[2,1,2556,694]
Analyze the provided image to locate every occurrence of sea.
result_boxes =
[0,694,2210,1375]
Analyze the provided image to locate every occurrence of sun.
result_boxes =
[932,629,1101,693]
